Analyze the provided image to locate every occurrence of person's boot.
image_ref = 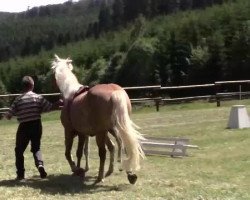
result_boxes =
[15,170,25,181]
[38,165,47,178]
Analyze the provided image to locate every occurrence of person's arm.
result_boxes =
[40,96,63,112]
[51,99,64,110]
[3,112,12,120]
[4,100,17,120]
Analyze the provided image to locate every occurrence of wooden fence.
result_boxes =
[1,80,250,112]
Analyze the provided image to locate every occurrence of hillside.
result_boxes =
[0,0,225,62]
[0,0,249,99]
[0,0,103,62]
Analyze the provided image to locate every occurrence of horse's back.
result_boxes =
[70,83,130,134]
[88,83,131,114]
[88,83,123,97]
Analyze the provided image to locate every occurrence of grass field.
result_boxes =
[0,100,250,200]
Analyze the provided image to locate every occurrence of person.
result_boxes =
[4,76,62,180]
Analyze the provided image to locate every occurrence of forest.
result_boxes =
[0,0,249,103]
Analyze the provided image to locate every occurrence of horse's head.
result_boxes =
[51,54,73,74]
[51,54,81,98]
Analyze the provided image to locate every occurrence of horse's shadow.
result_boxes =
[0,174,130,195]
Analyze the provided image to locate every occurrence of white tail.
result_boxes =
[111,89,145,172]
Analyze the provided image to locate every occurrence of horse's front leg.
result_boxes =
[76,134,83,168]
[76,134,89,172]
[94,132,107,184]
[64,130,77,172]
[72,134,86,178]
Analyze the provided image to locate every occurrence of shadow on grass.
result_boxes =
[0,174,130,195]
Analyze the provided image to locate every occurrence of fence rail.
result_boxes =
[161,83,215,90]
[1,80,250,112]
[141,136,198,157]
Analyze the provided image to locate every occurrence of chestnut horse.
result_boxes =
[51,55,145,184]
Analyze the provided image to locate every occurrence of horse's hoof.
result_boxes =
[72,168,85,179]
[105,170,113,177]
[93,178,104,185]
[84,167,89,172]
[119,167,123,172]
[127,173,137,184]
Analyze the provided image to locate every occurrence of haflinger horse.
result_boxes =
[51,54,145,184]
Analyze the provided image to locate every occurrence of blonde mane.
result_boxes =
[52,54,82,99]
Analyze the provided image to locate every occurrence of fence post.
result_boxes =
[215,83,221,107]
[155,98,161,112]
[216,95,220,107]
[239,85,242,100]
[152,86,161,112]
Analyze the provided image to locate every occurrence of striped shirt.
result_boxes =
[9,91,52,123]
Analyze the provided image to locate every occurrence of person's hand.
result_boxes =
[56,99,64,109]
[52,99,64,110]
[58,99,64,106]
[3,112,12,120]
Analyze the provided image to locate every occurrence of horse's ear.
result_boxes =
[51,55,59,70]
[54,54,60,61]
[51,64,56,70]
[67,61,73,71]
[66,57,73,70]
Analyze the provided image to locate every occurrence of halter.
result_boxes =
[72,86,89,99]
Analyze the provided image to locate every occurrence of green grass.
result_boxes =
[0,100,250,199]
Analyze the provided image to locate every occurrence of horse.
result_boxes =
[51,54,145,184]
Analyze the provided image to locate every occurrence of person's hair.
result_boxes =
[22,76,34,90]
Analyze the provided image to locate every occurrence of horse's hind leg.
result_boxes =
[83,136,89,172]
[105,135,115,177]
[94,132,107,184]
[109,129,123,171]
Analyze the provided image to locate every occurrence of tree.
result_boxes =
[129,15,146,42]
[85,57,108,85]
[167,32,191,85]
[154,32,191,86]
[192,0,207,9]
[57,33,65,45]
[180,0,193,10]
[21,37,33,56]
[93,22,100,39]
[98,1,112,32]
[116,37,158,86]
[223,22,250,80]
[157,0,170,14]
[38,6,51,17]
[112,0,124,28]
[0,80,7,108]
[26,7,39,17]
[43,31,56,50]
[150,0,159,17]
[123,0,151,22]
[0,45,11,61]
[102,52,124,83]
[86,23,94,38]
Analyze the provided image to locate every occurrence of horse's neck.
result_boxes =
[56,70,82,99]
